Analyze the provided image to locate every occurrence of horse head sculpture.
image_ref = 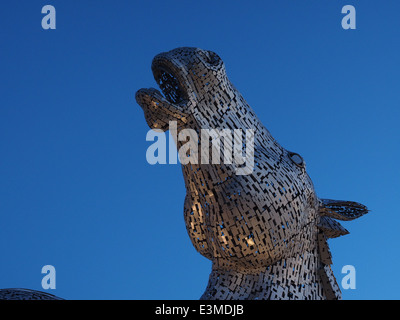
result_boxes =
[136,47,369,300]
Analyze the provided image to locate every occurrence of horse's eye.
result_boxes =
[289,152,305,168]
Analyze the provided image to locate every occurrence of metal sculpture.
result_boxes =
[0,288,63,300]
[0,47,368,301]
[136,47,368,300]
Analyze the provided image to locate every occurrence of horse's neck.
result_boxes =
[200,243,341,300]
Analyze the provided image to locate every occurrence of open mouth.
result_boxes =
[148,56,189,107]
[135,56,190,130]
[152,65,187,105]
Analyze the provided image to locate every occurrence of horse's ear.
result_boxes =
[316,199,369,299]
[318,199,369,221]
[317,199,369,239]
[318,216,349,238]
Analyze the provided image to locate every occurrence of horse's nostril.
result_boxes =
[207,51,220,66]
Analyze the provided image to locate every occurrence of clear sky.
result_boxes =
[1,1,399,300]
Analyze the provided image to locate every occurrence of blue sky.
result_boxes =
[0,1,399,300]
